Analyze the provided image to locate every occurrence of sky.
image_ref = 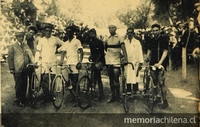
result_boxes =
[4,0,144,28]
[35,0,144,28]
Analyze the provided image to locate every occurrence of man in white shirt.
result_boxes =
[58,26,83,100]
[35,23,64,102]
[124,27,144,95]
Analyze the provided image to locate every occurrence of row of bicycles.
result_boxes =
[27,61,166,114]
[26,61,98,110]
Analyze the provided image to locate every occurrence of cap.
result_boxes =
[176,21,182,25]
[195,3,200,7]
[15,28,25,36]
[27,25,38,33]
[190,18,194,21]
[170,31,176,36]
[108,22,117,28]
[88,28,97,34]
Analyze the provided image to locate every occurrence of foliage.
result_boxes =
[12,0,37,26]
[44,0,58,16]
[116,1,152,29]
[151,0,198,24]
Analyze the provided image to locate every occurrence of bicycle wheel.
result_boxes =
[77,75,91,110]
[29,72,40,108]
[52,75,64,109]
[147,78,155,113]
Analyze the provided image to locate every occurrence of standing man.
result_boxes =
[8,29,34,107]
[145,23,169,109]
[124,27,144,95]
[25,25,38,56]
[35,23,64,102]
[58,26,83,98]
[105,24,128,103]
[88,28,105,100]
[25,25,38,100]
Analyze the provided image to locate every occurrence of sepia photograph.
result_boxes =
[1,0,200,127]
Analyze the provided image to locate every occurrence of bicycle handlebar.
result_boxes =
[26,63,37,68]
[49,64,73,73]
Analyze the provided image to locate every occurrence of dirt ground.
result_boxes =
[1,59,200,127]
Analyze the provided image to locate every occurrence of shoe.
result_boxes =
[107,96,115,103]
[94,95,105,101]
[154,96,162,103]
[69,97,76,102]
[72,103,78,107]
[117,97,122,103]
[162,99,169,109]
[17,102,25,107]
[13,99,20,105]
[67,84,73,90]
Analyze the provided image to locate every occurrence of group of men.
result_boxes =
[7,21,169,109]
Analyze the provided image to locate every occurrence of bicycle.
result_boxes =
[76,61,98,110]
[123,62,164,114]
[26,63,45,108]
[51,64,77,109]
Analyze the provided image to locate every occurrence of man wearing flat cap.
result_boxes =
[25,25,38,56]
[8,29,34,107]
[88,28,105,100]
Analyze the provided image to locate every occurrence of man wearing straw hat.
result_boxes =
[8,29,34,107]
[35,22,64,103]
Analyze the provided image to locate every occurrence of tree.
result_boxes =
[151,0,198,25]
[116,0,152,29]
[12,0,37,26]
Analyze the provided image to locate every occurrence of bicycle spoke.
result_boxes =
[77,76,91,110]
[29,73,40,108]
[52,75,64,109]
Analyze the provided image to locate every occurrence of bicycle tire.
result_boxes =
[29,72,40,108]
[77,75,91,110]
[123,95,129,113]
[52,75,64,109]
[147,78,155,113]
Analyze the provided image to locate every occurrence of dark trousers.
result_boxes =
[107,65,120,98]
[13,71,28,103]
[94,67,104,96]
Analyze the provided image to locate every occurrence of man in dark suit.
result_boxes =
[8,29,34,107]
[88,28,105,100]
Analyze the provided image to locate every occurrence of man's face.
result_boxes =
[27,29,35,39]
[66,28,74,38]
[89,32,96,38]
[151,27,160,37]
[108,26,117,35]
[28,29,35,36]
[44,27,52,38]
[16,34,24,43]
[127,29,134,40]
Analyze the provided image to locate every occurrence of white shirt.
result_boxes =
[58,38,83,65]
[36,36,64,63]
[124,37,144,83]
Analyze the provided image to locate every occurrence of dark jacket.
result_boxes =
[89,37,105,65]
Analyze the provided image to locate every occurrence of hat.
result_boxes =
[15,28,25,36]
[108,22,117,28]
[37,22,54,30]
[189,18,194,21]
[176,21,182,25]
[195,3,200,7]
[170,32,176,36]
[88,28,97,34]
[27,25,38,33]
